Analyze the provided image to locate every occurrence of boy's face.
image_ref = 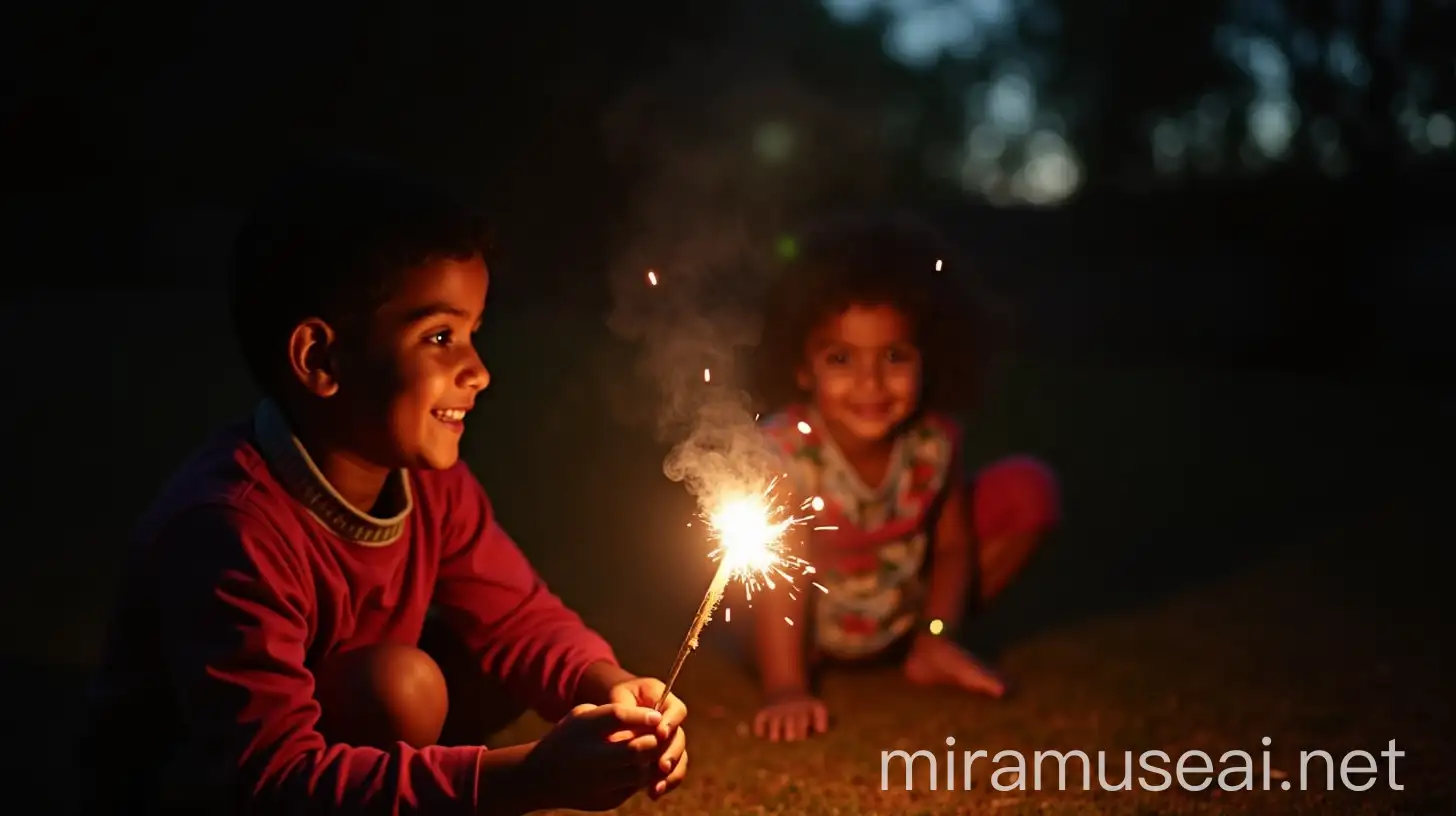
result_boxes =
[797,303,922,447]
[333,254,491,471]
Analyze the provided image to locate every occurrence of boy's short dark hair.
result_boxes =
[228,153,493,397]
[752,211,995,416]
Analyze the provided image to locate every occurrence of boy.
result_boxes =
[78,155,688,814]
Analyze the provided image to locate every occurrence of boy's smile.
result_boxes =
[431,407,469,429]
[368,253,491,470]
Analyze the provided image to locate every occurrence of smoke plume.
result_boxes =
[601,52,898,504]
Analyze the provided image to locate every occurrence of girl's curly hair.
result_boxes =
[750,212,997,418]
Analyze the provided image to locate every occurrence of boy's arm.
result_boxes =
[153,505,539,816]
[429,466,623,721]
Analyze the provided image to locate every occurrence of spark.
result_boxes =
[655,476,820,711]
[935,259,943,271]
[703,478,814,597]
[796,420,812,434]
[647,269,659,285]
[704,368,711,383]
[725,607,731,622]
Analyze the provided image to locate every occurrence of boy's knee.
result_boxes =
[419,619,529,744]
[314,643,449,749]
[971,456,1061,540]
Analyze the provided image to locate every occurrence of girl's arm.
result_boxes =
[752,529,813,696]
[922,466,974,635]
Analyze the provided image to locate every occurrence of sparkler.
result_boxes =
[640,266,829,711]
[653,478,821,712]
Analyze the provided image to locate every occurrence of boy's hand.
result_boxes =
[902,634,1007,697]
[753,690,830,742]
[519,703,664,812]
[607,676,689,799]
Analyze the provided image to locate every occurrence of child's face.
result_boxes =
[333,254,491,471]
[797,304,922,446]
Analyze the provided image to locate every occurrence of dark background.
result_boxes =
[2,1,1452,812]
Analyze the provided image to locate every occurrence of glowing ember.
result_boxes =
[796,420,812,434]
[935,259,943,271]
[647,269,659,285]
[704,368,711,383]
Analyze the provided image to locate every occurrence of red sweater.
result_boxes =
[81,402,618,814]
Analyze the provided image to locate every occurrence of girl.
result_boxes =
[746,214,1060,742]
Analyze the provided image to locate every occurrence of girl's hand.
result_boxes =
[752,690,830,742]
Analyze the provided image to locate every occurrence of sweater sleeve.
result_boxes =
[428,465,618,723]
[153,505,488,815]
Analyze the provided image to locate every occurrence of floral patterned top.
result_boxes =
[759,404,961,660]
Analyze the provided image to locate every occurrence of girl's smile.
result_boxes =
[798,303,923,448]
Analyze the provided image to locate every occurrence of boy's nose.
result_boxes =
[460,350,490,390]
[462,365,489,391]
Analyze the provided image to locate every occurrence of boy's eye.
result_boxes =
[826,351,849,365]
[428,329,453,345]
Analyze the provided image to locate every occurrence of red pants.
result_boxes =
[970,455,1061,541]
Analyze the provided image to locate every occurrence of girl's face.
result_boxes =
[797,303,922,447]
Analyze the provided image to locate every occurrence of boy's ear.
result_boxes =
[286,318,342,398]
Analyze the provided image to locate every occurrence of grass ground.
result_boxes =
[1,295,1450,814]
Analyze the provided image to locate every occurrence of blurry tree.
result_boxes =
[819,0,1456,201]
[8,0,1453,305]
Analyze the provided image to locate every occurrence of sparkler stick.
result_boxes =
[655,558,732,712]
